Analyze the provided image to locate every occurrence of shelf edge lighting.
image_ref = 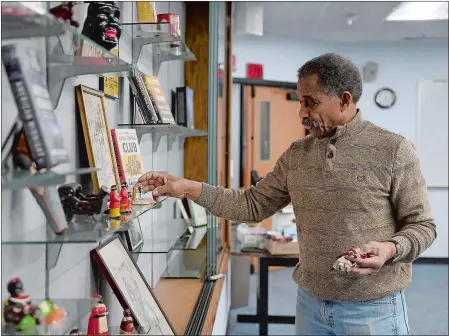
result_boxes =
[385,2,448,21]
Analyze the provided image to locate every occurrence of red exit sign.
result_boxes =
[246,63,263,79]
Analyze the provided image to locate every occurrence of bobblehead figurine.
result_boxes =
[3,278,39,331]
[109,185,121,218]
[120,182,131,213]
[87,294,109,335]
[119,309,135,334]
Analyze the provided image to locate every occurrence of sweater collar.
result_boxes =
[332,109,364,140]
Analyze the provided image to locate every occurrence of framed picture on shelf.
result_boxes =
[124,220,144,252]
[99,48,120,100]
[75,85,120,192]
[91,235,175,335]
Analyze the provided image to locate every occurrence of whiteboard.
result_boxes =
[417,80,448,187]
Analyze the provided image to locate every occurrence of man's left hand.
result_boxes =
[345,241,396,276]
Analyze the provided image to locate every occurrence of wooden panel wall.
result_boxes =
[184,2,209,182]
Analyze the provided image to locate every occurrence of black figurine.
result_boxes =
[3,278,39,330]
[81,2,122,51]
[58,183,109,222]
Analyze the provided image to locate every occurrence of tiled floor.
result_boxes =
[228,264,448,335]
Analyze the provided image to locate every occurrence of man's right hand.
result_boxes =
[136,171,202,202]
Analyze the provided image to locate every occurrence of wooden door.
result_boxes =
[244,85,305,231]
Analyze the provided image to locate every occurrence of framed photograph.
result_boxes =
[99,47,120,100]
[91,235,175,335]
[124,220,144,251]
[75,85,120,192]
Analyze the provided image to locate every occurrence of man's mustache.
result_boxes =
[302,118,319,128]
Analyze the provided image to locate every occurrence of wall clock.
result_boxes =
[374,88,396,109]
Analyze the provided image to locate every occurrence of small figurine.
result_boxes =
[3,278,39,330]
[58,183,109,222]
[69,328,84,335]
[38,297,67,325]
[332,247,374,272]
[87,294,109,335]
[119,309,135,334]
[120,182,131,213]
[49,2,80,27]
[109,185,121,218]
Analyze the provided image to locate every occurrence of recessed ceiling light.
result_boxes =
[386,2,448,21]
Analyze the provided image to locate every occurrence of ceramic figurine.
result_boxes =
[38,298,67,325]
[119,309,135,334]
[109,185,121,218]
[3,278,39,330]
[120,182,131,213]
[81,2,122,51]
[49,2,79,27]
[58,183,109,222]
[87,294,109,335]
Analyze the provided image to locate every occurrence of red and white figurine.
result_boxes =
[87,294,109,335]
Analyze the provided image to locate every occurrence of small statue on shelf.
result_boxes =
[3,278,40,331]
[120,182,131,213]
[87,294,109,335]
[58,183,109,222]
[81,2,122,51]
[37,297,67,325]
[109,185,121,218]
[119,309,135,334]
[49,2,80,27]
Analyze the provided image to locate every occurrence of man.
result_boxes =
[137,53,436,335]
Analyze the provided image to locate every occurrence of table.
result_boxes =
[231,228,299,335]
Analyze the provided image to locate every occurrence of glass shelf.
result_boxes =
[1,298,93,336]
[152,40,196,75]
[172,226,207,251]
[46,25,141,109]
[2,203,160,245]
[120,22,185,65]
[135,219,190,254]
[1,167,99,191]
[161,247,206,279]
[117,124,207,151]
[1,2,65,40]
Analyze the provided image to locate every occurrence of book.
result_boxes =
[142,75,176,124]
[128,76,160,124]
[1,44,69,169]
[111,128,145,189]
[175,86,194,129]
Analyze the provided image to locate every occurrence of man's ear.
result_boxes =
[340,91,352,112]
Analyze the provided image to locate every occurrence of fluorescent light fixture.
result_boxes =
[386,2,448,21]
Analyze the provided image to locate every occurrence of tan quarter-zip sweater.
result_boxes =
[195,111,436,302]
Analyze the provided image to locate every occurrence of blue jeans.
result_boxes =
[296,286,410,335]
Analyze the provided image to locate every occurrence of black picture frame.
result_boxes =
[124,220,144,252]
[90,235,175,335]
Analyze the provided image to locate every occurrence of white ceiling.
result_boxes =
[254,2,448,42]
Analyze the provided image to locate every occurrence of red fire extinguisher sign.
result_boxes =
[246,63,263,79]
